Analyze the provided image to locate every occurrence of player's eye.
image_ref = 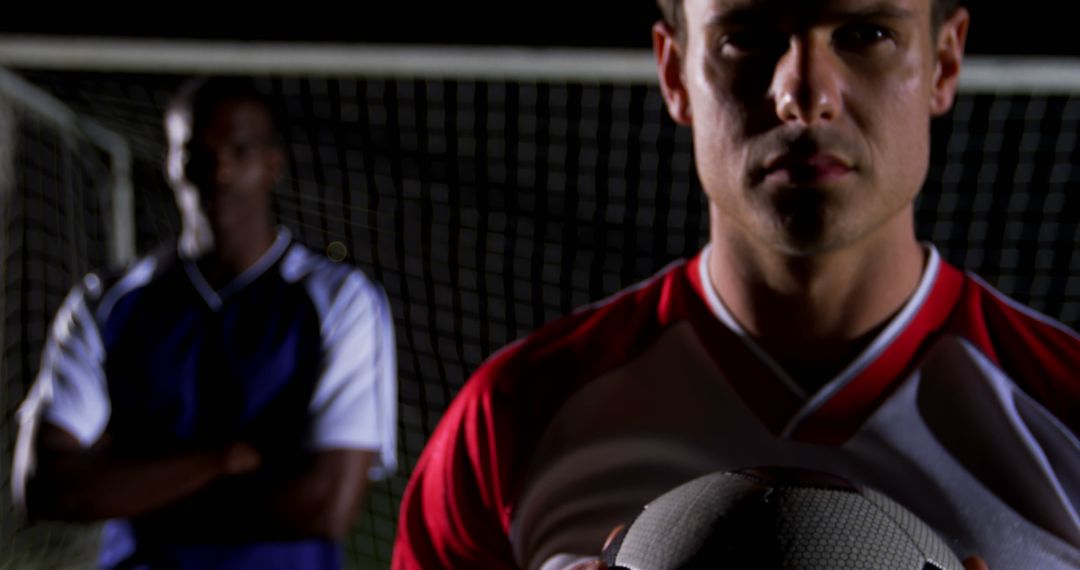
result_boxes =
[718,29,788,59]
[232,144,254,158]
[833,23,895,51]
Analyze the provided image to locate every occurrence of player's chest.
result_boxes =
[99,275,322,439]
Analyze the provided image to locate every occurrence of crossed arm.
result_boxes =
[15,268,394,543]
[22,422,374,541]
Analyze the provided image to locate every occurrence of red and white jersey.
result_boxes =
[393,246,1080,570]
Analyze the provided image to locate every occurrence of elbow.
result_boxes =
[292,483,363,540]
[285,451,373,540]
[23,476,67,522]
[322,503,356,541]
[315,520,349,542]
[24,472,99,523]
[304,496,357,540]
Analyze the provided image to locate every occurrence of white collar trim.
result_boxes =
[184,227,292,310]
[696,243,942,436]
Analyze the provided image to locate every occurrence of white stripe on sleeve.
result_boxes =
[293,250,397,480]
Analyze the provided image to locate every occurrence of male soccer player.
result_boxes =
[393,1,1080,568]
[12,77,397,570]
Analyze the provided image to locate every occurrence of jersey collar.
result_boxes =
[690,242,962,442]
[182,227,293,310]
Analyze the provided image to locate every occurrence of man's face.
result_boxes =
[656,0,967,255]
[167,98,283,240]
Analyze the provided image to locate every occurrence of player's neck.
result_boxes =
[199,218,277,289]
[707,210,926,383]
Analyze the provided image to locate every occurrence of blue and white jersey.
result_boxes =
[16,229,397,569]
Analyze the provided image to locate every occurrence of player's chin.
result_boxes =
[759,190,835,247]
[206,202,259,235]
[757,195,877,256]
[761,215,853,258]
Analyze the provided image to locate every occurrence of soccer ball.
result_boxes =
[601,467,964,570]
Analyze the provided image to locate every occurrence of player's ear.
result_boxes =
[930,7,969,117]
[654,21,692,125]
[267,144,286,185]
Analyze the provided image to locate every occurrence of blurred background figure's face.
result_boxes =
[166,98,283,253]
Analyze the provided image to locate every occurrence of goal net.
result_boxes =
[1,39,1077,568]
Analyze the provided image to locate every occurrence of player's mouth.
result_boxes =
[762,153,854,186]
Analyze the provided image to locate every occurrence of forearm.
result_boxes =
[26,423,259,522]
[30,447,231,521]
[261,458,361,539]
[141,449,372,542]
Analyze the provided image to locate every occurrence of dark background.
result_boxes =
[0,2,1074,56]
[0,2,1076,569]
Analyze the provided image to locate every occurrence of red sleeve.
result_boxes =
[392,354,520,569]
[951,273,1080,433]
[391,307,658,567]
[979,290,1080,432]
[392,263,688,568]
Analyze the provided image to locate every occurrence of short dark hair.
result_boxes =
[167,76,286,145]
[656,0,963,42]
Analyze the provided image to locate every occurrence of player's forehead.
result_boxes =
[684,0,929,27]
[195,99,275,144]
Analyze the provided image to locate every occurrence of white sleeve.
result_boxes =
[11,276,110,510]
[306,271,397,480]
[20,275,110,446]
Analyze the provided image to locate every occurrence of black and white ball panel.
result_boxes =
[601,468,963,570]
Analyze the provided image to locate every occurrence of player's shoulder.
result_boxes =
[469,257,694,397]
[278,238,386,312]
[961,269,1079,347]
[279,239,368,285]
[948,267,1080,386]
[942,267,1080,431]
[76,241,178,318]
